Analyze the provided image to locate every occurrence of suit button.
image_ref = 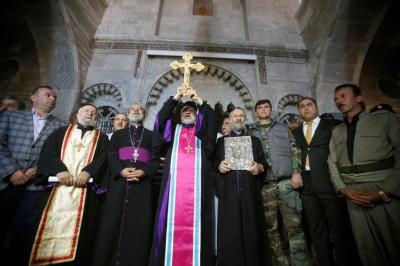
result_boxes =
[307,148,310,151]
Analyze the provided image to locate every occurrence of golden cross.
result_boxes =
[170,53,205,92]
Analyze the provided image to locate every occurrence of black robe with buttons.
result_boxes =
[213,131,272,266]
[92,126,159,266]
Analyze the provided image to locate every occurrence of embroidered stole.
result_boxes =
[164,125,202,266]
[30,124,100,265]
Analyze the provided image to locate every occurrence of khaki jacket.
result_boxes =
[328,111,400,197]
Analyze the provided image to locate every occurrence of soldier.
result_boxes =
[248,99,309,266]
[328,84,400,266]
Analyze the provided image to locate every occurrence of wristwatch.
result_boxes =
[378,190,391,202]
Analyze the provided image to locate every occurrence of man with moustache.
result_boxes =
[150,90,217,266]
[27,104,109,266]
[0,86,65,256]
[248,99,309,266]
[292,97,353,266]
[328,84,400,266]
[214,107,271,266]
[93,104,159,266]
[107,112,129,139]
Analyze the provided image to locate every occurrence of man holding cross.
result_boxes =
[150,54,217,266]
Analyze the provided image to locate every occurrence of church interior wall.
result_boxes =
[1,0,399,126]
[296,0,399,114]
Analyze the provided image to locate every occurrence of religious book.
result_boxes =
[224,136,254,170]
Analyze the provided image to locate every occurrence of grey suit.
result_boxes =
[0,109,65,251]
[0,109,65,190]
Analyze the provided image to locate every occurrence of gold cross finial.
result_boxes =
[170,53,204,94]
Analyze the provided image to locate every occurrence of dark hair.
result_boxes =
[180,101,198,112]
[2,95,26,110]
[298,97,318,108]
[255,99,272,110]
[31,85,54,95]
[334,84,362,97]
[334,83,366,110]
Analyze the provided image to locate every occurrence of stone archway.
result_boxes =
[79,83,123,133]
[143,64,256,129]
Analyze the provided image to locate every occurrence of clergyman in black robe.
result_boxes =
[149,91,217,266]
[92,104,159,266]
[214,107,271,266]
[28,104,109,266]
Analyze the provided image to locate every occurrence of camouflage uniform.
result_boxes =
[252,122,309,266]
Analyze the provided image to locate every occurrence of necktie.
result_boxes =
[305,121,312,167]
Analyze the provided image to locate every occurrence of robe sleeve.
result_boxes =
[36,127,69,179]
[195,101,217,159]
[140,132,160,179]
[82,133,109,183]
[152,97,179,158]
[213,137,226,197]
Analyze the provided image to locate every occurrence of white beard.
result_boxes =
[80,117,97,127]
[181,114,196,125]
[128,113,144,123]
[231,121,245,131]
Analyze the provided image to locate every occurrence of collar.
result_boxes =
[32,108,50,119]
[230,130,245,136]
[303,116,320,127]
[129,124,143,129]
[77,123,94,131]
[181,123,195,128]
[345,111,363,125]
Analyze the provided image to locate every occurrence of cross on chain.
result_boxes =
[133,149,140,162]
[185,144,193,153]
[170,53,205,96]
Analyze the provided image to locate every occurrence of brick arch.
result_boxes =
[80,83,122,104]
[146,64,254,111]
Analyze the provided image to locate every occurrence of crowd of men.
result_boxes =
[0,83,399,266]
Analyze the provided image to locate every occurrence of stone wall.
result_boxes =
[296,0,395,113]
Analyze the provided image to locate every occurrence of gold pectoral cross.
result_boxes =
[170,53,205,96]
[74,142,84,152]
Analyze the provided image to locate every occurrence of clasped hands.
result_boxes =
[174,86,203,106]
[340,187,383,207]
[121,167,145,182]
[56,170,90,187]
[10,167,37,185]
[218,160,264,176]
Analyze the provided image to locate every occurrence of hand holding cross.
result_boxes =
[171,53,204,103]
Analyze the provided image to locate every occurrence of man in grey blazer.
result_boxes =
[0,86,65,253]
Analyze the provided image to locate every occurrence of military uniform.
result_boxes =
[249,122,309,266]
[328,111,400,266]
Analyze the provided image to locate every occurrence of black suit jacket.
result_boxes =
[293,118,341,194]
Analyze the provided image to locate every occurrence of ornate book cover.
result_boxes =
[224,136,254,170]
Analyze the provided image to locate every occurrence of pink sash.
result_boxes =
[165,125,201,266]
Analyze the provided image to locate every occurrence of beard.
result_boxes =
[128,113,144,123]
[80,117,97,127]
[181,114,196,125]
[231,121,245,131]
